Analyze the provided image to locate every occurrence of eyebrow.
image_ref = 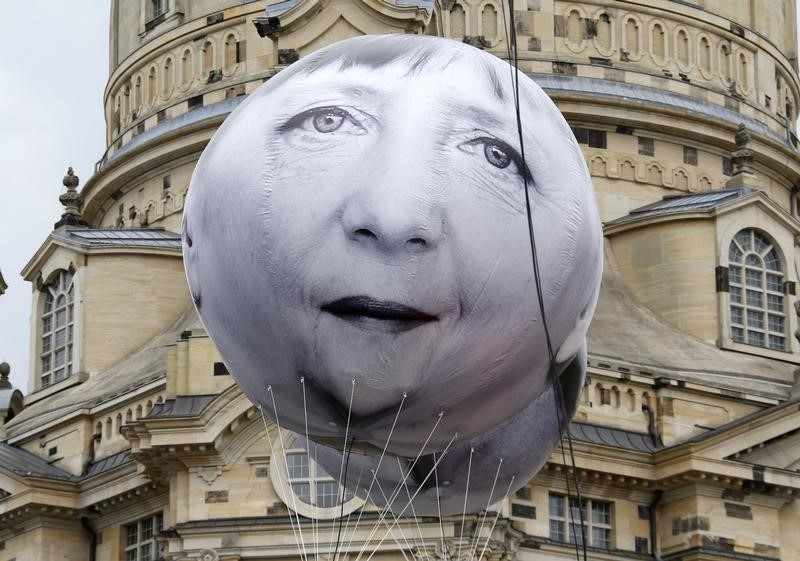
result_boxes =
[480,59,508,101]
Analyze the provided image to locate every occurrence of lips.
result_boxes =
[321,296,437,332]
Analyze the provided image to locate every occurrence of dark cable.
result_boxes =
[504,3,587,560]
[333,437,355,561]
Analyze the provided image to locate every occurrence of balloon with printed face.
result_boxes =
[183,34,602,456]
[306,346,585,516]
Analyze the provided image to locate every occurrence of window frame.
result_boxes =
[269,435,364,519]
[548,493,613,549]
[123,511,164,561]
[727,229,787,352]
[40,269,75,388]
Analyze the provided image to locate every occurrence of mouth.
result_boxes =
[321,295,438,333]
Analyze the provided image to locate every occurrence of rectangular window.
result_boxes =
[723,157,733,176]
[548,493,613,549]
[124,512,164,561]
[683,145,698,165]
[286,453,309,478]
[570,127,607,149]
[637,137,654,156]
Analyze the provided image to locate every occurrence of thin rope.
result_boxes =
[358,433,459,561]
[475,476,516,561]
[433,452,447,561]
[396,457,434,561]
[329,378,356,558]
[342,394,408,557]
[371,475,420,560]
[467,459,503,561]
[301,378,320,561]
[352,412,445,561]
[259,404,306,561]
[503,2,588,560]
[268,386,311,561]
[457,447,474,561]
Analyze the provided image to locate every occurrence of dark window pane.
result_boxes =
[316,481,339,507]
[744,269,762,288]
[292,482,311,502]
[549,494,564,517]
[768,335,785,350]
[729,266,741,284]
[747,310,764,329]
[587,130,607,148]
[637,136,654,156]
[747,330,765,347]
[768,314,784,333]
[745,289,763,307]
[286,453,309,478]
[767,294,783,311]
[56,309,66,328]
[683,145,697,165]
[549,520,565,542]
[592,527,612,548]
[735,230,751,251]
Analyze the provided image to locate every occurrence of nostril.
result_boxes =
[354,228,377,239]
[408,237,427,246]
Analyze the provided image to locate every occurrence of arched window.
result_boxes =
[676,29,689,65]
[738,52,748,89]
[728,229,786,350]
[286,446,353,508]
[625,18,639,57]
[163,57,173,95]
[147,66,157,104]
[202,41,215,78]
[651,23,665,59]
[181,48,193,87]
[482,4,498,40]
[270,437,363,519]
[699,36,711,72]
[449,3,465,38]
[41,269,74,387]
[720,44,732,82]
[596,13,611,50]
[567,10,581,45]
[224,34,237,72]
[133,75,142,113]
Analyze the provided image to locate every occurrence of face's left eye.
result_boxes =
[460,136,531,180]
[278,106,365,136]
[483,142,512,169]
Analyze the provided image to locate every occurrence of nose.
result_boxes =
[340,164,443,254]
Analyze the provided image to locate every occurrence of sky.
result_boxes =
[0,2,110,390]
[1,4,800,394]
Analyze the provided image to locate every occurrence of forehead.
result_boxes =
[290,36,510,101]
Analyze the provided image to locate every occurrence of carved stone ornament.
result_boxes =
[193,465,223,485]
[197,549,219,561]
[54,167,88,229]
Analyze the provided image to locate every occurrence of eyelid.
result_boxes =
[462,136,533,181]
[277,105,364,134]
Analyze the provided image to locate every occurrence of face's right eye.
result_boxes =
[278,106,366,136]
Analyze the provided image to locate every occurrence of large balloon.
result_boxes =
[308,346,585,516]
[183,34,602,456]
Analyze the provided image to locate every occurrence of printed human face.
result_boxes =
[185,38,601,455]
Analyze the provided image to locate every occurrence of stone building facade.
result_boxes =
[1,1,800,560]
